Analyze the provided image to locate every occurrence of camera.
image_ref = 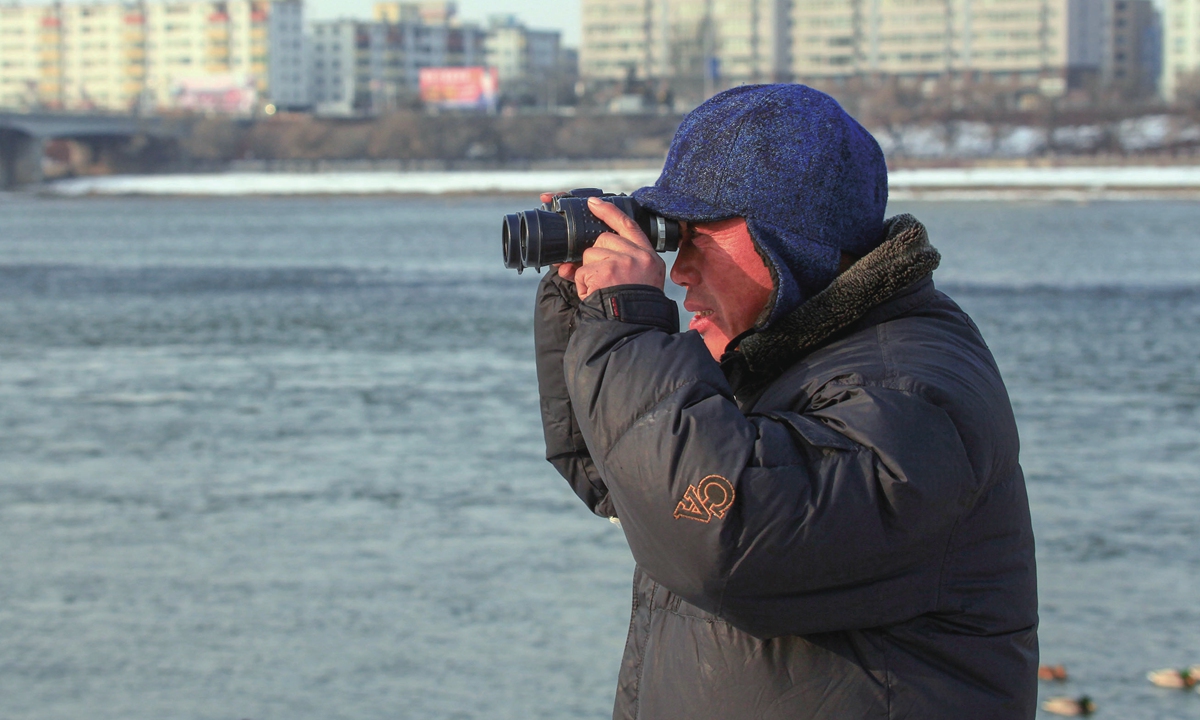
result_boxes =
[502,188,682,273]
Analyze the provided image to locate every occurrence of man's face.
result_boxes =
[670,217,774,360]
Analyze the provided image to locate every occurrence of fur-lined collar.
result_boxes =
[736,214,941,376]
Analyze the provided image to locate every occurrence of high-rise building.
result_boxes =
[671,0,788,89]
[790,0,1105,95]
[1162,0,1200,101]
[580,0,1160,103]
[266,0,306,107]
[308,8,485,116]
[307,19,358,115]
[579,0,658,83]
[308,4,565,115]
[0,0,306,113]
[484,15,560,86]
[580,0,787,88]
[1100,0,1160,99]
[481,14,569,109]
[0,2,147,111]
[373,1,456,26]
[57,3,146,110]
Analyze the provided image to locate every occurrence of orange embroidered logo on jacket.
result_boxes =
[673,475,735,523]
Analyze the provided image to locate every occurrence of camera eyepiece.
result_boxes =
[501,188,682,273]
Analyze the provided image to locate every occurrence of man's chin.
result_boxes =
[697,329,732,359]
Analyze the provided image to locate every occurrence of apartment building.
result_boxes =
[580,0,787,86]
[308,4,565,115]
[1163,0,1200,100]
[581,0,1159,102]
[484,15,559,85]
[1100,0,1160,98]
[265,0,305,106]
[1,2,143,111]
[791,0,1106,94]
[55,3,144,110]
[579,0,658,82]
[0,0,305,113]
[308,7,485,115]
[0,4,56,110]
[140,0,305,108]
[373,1,454,26]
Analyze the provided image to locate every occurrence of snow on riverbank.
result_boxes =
[44,165,1200,199]
[46,169,665,197]
[889,166,1200,188]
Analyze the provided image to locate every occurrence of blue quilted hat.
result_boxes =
[633,84,888,329]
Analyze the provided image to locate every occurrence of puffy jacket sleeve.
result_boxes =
[534,270,615,518]
[564,286,977,638]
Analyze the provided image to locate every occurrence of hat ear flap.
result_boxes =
[745,219,795,330]
[747,218,842,329]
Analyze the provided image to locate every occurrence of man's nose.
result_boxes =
[670,250,697,287]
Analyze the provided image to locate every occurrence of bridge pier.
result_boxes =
[2,113,177,185]
[0,130,44,190]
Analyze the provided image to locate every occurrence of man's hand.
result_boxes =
[540,191,666,297]
[569,196,666,299]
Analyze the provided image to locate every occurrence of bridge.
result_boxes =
[0,112,176,189]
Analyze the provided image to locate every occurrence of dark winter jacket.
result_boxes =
[534,215,1039,720]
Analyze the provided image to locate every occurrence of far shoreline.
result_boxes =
[24,164,1200,202]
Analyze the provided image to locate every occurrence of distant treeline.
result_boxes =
[181,112,685,165]
[53,106,1200,180]
[179,108,1200,166]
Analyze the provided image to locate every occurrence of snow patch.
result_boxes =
[42,166,1200,199]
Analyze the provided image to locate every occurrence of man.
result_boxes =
[534,84,1038,719]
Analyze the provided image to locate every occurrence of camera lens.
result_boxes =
[502,213,523,271]
[500,190,681,273]
[520,209,568,271]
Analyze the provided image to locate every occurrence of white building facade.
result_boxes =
[581,0,1162,102]
[580,0,788,87]
[484,15,561,85]
[1163,0,1200,100]
[0,0,306,113]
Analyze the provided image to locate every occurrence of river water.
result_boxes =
[1,195,1198,720]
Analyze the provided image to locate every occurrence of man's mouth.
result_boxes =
[688,308,715,333]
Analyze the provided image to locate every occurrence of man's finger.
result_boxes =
[591,231,648,254]
[539,190,571,204]
[587,197,653,250]
[556,262,579,281]
[581,245,620,266]
[575,266,592,299]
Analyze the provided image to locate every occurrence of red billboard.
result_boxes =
[170,74,258,115]
[419,66,499,112]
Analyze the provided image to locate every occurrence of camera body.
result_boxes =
[502,188,682,273]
